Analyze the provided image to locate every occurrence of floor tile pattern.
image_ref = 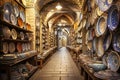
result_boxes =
[30,47,82,80]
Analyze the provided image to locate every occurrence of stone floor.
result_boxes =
[30,47,82,80]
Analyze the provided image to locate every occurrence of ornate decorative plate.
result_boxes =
[98,0,113,11]
[11,29,17,40]
[17,43,22,52]
[103,30,112,51]
[96,15,107,37]
[2,27,11,39]
[107,51,120,72]
[3,42,8,54]
[20,11,25,22]
[113,32,120,52]
[107,5,119,31]
[13,5,19,17]
[3,2,13,23]
[10,12,17,25]
[8,42,15,53]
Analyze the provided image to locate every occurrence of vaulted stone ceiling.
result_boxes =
[36,0,85,27]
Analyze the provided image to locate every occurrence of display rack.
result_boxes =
[0,0,38,80]
[35,17,40,53]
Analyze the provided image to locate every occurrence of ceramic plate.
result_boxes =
[10,12,17,25]
[98,0,113,11]
[17,17,24,28]
[3,2,13,23]
[102,52,108,66]
[3,42,8,54]
[93,37,97,52]
[94,70,120,79]
[8,42,15,53]
[107,5,119,31]
[2,26,11,39]
[27,43,30,50]
[13,5,19,17]
[17,43,22,52]
[11,29,17,40]
[103,30,112,51]
[20,32,24,40]
[96,36,104,57]
[26,23,31,31]
[96,15,107,37]
[22,43,25,52]
[113,32,120,52]
[107,51,120,72]
[20,11,25,22]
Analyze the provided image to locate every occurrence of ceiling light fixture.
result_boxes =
[56,3,62,10]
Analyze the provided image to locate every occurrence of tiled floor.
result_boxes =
[30,47,82,80]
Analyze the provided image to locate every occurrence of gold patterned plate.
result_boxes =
[9,42,15,53]
[2,26,11,39]
[3,42,8,54]
[11,29,17,40]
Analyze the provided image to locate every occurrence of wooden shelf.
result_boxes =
[0,51,37,66]
[2,38,32,42]
[0,20,33,33]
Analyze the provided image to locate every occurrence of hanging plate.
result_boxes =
[113,32,120,52]
[8,42,15,53]
[2,26,11,39]
[11,29,17,40]
[10,12,17,25]
[17,43,22,52]
[102,52,108,66]
[20,32,24,40]
[98,0,113,11]
[96,15,107,37]
[96,36,104,57]
[107,51,120,72]
[17,17,24,28]
[20,11,25,22]
[3,42,8,54]
[103,30,112,51]
[3,2,13,23]
[22,43,26,52]
[13,5,19,17]
[107,5,119,31]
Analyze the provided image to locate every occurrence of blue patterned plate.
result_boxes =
[113,32,120,52]
[107,51,120,72]
[3,2,13,23]
[107,5,119,31]
[103,30,112,51]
